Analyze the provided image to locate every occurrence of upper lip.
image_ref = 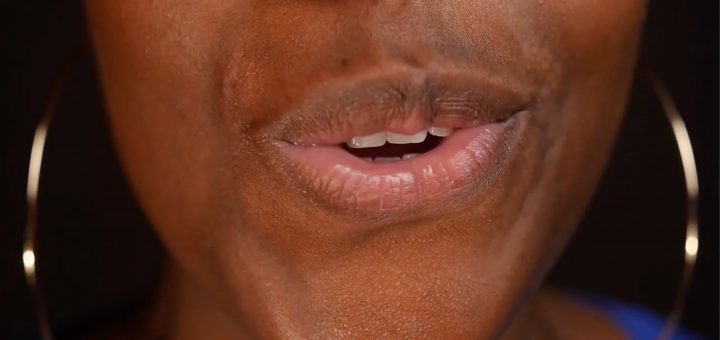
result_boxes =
[274,70,536,146]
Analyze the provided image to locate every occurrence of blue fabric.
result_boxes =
[578,294,707,340]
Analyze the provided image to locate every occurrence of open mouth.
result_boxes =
[269,72,534,218]
[343,127,450,162]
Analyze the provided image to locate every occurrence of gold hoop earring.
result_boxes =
[22,61,74,340]
[647,72,701,340]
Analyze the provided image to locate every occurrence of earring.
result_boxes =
[647,72,701,340]
[22,61,75,340]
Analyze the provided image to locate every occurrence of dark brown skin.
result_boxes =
[85,1,646,339]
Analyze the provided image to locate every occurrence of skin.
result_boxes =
[85,1,647,339]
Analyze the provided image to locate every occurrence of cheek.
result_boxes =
[558,0,647,159]
[85,1,232,260]
[498,0,648,278]
[559,0,648,73]
[534,0,647,234]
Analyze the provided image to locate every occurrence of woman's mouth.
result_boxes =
[268,71,535,219]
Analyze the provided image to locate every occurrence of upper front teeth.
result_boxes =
[428,126,452,137]
[346,126,452,149]
[387,130,427,144]
[348,131,386,148]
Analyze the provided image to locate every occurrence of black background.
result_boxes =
[1,1,717,338]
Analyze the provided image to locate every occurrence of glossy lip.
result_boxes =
[267,71,535,219]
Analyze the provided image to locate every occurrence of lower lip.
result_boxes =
[275,113,528,218]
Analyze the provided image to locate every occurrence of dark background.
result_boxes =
[1,1,717,339]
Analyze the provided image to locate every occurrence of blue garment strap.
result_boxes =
[576,293,706,340]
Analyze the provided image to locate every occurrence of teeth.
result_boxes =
[387,130,427,144]
[347,132,387,148]
[346,127,453,149]
[428,126,452,137]
[402,153,420,160]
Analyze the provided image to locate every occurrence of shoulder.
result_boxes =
[537,289,707,340]
[535,289,627,340]
[569,291,707,340]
